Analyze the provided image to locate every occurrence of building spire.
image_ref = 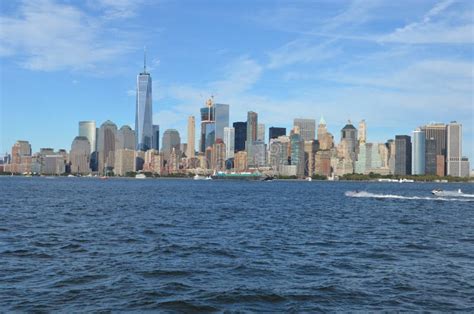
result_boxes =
[143,46,147,73]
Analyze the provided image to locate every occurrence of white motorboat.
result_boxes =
[135,173,146,179]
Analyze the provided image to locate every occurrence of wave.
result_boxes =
[345,191,474,202]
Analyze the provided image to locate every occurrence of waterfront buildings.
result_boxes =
[269,127,286,141]
[70,136,91,174]
[79,121,96,153]
[214,103,230,141]
[135,54,153,151]
[425,138,437,175]
[412,128,426,175]
[395,135,412,175]
[223,127,235,160]
[162,129,181,161]
[447,121,470,177]
[152,125,160,151]
[187,116,195,158]
[233,122,247,152]
[257,124,265,142]
[294,118,316,141]
[117,125,136,150]
[358,120,367,144]
[98,120,117,174]
[114,149,136,176]
[290,132,305,177]
[246,111,258,166]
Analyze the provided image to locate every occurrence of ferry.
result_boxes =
[212,171,262,181]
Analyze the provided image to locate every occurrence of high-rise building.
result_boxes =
[412,128,426,175]
[447,121,466,177]
[269,127,286,141]
[315,150,332,177]
[223,127,235,160]
[304,140,319,176]
[211,139,226,171]
[246,112,258,166]
[200,99,215,153]
[317,116,327,140]
[98,120,117,174]
[269,136,290,172]
[117,125,136,150]
[234,151,248,171]
[294,118,316,141]
[425,138,437,175]
[135,51,153,151]
[214,103,229,141]
[358,120,367,144]
[233,122,247,152]
[70,136,91,174]
[152,125,160,151]
[257,123,265,142]
[420,123,447,156]
[395,135,412,175]
[339,121,358,163]
[79,121,96,153]
[187,116,195,158]
[290,133,305,177]
[162,129,181,160]
[248,140,266,168]
[355,143,383,174]
[114,149,136,176]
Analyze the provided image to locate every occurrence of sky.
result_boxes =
[1,0,473,162]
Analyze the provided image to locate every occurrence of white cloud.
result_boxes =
[0,0,135,71]
[379,0,473,44]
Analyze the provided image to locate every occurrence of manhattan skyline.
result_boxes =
[1,0,473,162]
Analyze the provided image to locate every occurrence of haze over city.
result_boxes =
[1,0,473,163]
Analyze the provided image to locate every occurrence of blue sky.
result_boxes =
[1,0,473,162]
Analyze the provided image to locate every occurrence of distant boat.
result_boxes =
[135,173,146,179]
[194,174,212,180]
[67,174,75,178]
[306,177,312,182]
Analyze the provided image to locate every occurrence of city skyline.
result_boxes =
[1,0,473,163]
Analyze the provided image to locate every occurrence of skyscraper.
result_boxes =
[214,103,229,141]
[290,132,305,177]
[200,99,215,153]
[98,120,118,174]
[223,127,235,160]
[246,111,258,166]
[162,129,181,160]
[187,116,195,158]
[135,50,153,151]
[412,128,426,175]
[395,135,412,175]
[447,121,463,176]
[70,136,91,174]
[117,125,136,150]
[358,120,367,144]
[233,122,247,152]
[79,121,96,153]
[425,138,437,175]
[257,123,265,142]
[269,127,286,141]
[294,118,316,141]
[152,124,160,151]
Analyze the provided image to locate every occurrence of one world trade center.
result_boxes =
[135,50,153,151]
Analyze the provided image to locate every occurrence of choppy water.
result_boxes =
[1,177,473,311]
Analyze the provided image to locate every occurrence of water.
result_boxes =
[1,177,473,311]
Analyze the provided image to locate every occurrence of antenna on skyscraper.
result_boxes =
[143,46,147,73]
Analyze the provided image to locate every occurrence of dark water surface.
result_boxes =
[1,177,473,311]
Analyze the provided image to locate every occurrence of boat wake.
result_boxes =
[345,191,474,202]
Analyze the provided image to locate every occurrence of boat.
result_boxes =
[194,174,212,180]
[261,176,274,181]
[306,177,312,182]
[135,173,146,179]
[67,174,75,178]
[212,171,262,180]
[432,189,464,196]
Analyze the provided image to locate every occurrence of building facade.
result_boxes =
[294,118,316,141]
[135,57,153,151]
[412,128,426,175]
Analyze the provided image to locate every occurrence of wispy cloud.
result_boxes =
[379,0,474,44]
[0,0,136,71]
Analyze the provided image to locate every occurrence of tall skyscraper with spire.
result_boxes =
[135,48,153,151]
